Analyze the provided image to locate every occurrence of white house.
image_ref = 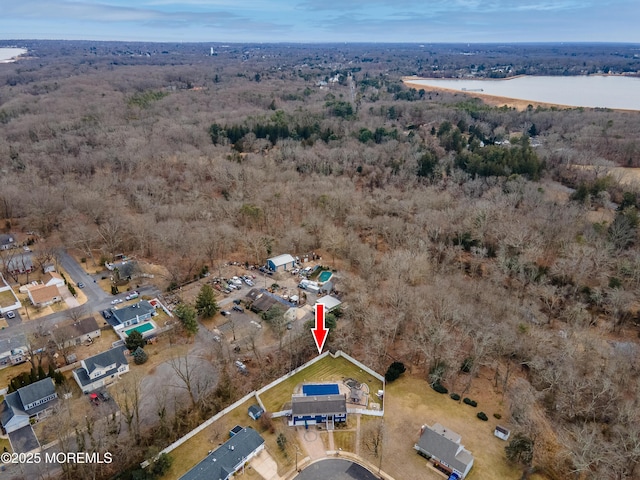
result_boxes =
[42,272,65,288]
[314,295,342,312]
[27,284,62,307]
[73,347,129,394]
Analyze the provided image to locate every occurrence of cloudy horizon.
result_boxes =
[1,0,638,44]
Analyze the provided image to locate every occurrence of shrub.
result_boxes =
[385,361,406,382]
[460,357,473,373]
[80,257,86,263]
[450,393,461,401]
[463,397,478,407]
[494,413,502,419]
[432,383,448,394]
[477,412,489,421]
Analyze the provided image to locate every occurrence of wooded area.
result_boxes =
[2,41,640,479]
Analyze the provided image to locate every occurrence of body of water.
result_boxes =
[0,48,27,63]
[407,75,640,110]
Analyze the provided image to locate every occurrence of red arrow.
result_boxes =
[312,303,328,354]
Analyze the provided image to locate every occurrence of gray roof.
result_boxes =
[82,347,128,376]
[416,424,473,473]
[179,427,264,480]
[291,394,347,416]
[0,234,15,246]
[1,379,57,429]
[55,317,100,340]
[3,254,33,272]
[0,333,27,357]
[0,394,20,426]
[18,378,56,409]
[248,404,264,417]
[111,301,154,325]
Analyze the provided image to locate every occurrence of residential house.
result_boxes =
[53,317,101,348]
[289,394,347,427]
[0,334,28,367]
[73,347,129,393]
[42,272,65,288]
[314,295,342,313]
[110,300,155,327]
[1,253,34,275]
[414,423,474,479]
[267,254,296,272]
[0,234,16,250]
[245,289,277,313]
[179,427,265,480]
[0,378,58,434]
[27,284,62,307]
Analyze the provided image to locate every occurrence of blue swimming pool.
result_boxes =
[303,384,339,396]
[318,271,333,283]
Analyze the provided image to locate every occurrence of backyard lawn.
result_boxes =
[259,355,383,412]
[376,375,547,480]
[159,397,299,480]
[0,288,17,308]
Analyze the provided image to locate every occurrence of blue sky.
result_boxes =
[1,0,638,43]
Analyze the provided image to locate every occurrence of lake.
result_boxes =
[0,48,27,63]
[405,75,640,111]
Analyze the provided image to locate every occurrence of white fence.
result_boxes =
[152,390,260,463]
[255,350,331,397]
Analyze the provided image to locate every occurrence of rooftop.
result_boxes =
[54,317,100,340]
[268,253,295,267]
[179,427,265,480]
[27,284,60,304]
[416,423,474,474]
[111,300,154,325]
[291,394,347,416]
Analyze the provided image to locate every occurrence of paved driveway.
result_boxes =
[251,449,281,480]
[8,425,40,453]
[294,459,379,480]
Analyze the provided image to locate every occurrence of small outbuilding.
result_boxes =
[267,254,296,272]
[494,425,511,441]
[248,404,264,420]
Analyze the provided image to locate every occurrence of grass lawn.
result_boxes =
[0,435,11,453]
[0,362,33,390]
[159,398,299,480]
[259,355,383,412]
[333,430,356,452]
[378,375,544,480]
[0,288,17,308]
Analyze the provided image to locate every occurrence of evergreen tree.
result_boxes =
[133,347,148,365]
[195,284,219,318]
[125,330,145,351]
[175,303,199,335]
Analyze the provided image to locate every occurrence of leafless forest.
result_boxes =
[3,42,640,479]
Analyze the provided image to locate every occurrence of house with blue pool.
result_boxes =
[289,383,347,428]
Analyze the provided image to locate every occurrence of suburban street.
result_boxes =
[0,251,161,344]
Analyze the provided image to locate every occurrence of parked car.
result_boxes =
[125,291,139,300]
[232,305,244,313]
[5,311,16,319]
[287,322,293,330]
[232,276,242,285]
[233,299,242,305]
[102,310,112,319]
[111,298,123,305]
[77,282,85,288]
[98,391,111,402]
[221,310,231,316]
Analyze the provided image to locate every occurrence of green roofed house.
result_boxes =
[179,426,265,480]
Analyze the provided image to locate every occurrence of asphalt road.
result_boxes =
[0,251,161,344]
[294,459,380,480]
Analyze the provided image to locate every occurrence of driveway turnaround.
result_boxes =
[294,458,378,480]
[8,425,40,453]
